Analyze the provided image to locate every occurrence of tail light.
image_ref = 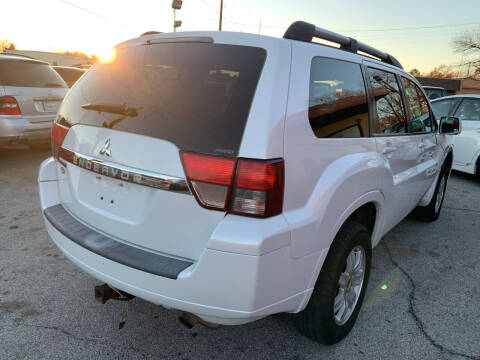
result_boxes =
[181,152,236,209]
[0,96,21,115]
[51,121,69,158]
[181,151,284,218]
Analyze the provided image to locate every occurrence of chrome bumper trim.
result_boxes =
[57,147,190,194]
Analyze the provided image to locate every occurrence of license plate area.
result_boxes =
[75,168,152,224]
[33,99,61,113]
[43,101,60,112]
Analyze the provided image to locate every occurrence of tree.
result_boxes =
[424,64,460,78]
[58,50,97,64]
[0,39,16,52]
[409,68,421,77]
[452,29,480,79]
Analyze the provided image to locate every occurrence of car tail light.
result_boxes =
[0,96,21,115]
[181,152,236,209]
[51,121,69,147]
[51,121,69,158]
[231,159,284,217]
[181,151,284,218]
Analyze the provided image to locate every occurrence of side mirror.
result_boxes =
[439,116,461,135]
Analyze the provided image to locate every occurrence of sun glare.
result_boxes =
[98,47,116,63]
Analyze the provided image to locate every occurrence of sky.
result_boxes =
[2,0,480,72]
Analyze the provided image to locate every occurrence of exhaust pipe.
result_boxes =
[178,312,219,329]
[94,284,135,304]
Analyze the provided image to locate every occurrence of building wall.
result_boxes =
[416,76,480,95]
[459,79,480,95]
[458,88,480,95]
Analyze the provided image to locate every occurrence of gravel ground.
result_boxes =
[1,148,479,360]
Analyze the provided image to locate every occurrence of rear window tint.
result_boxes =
[0,60,67,88]
[57,43,266,156]
[308,58,369,138]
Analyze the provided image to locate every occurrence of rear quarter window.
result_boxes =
[0,59,67,88]
[308,58,369,138]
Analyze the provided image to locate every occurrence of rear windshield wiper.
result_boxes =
[44,83,64,88]
[81,103,141,117]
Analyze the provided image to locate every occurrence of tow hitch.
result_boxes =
[94,284,135,329]
[178,312,219,329]
[94,284,135,304]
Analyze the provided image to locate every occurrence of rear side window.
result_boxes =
[454,98,480,121]
[0,60,67,88]
[401,77,433,133]
[57,43,266,156]
[308,58,368,138]
[368,68,406,134]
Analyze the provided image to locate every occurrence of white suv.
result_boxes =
[0,55,68,147]
[38,21,459,344]
[431,95,480,176]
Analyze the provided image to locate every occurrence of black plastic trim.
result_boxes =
[283,21,315,42]
[283,21,403,69]
[44,204,193,279]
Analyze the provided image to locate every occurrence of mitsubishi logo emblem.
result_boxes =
[99,138,111,157]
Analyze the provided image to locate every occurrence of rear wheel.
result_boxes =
[413,163,449,221]
[292,221,371,345]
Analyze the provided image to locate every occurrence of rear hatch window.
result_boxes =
[57,42,266,156]
[0,59,67,88]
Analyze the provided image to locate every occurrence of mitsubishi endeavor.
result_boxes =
[38,21,460,344]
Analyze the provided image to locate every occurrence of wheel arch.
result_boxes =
[296,192,384,313]
[306,191,385,289]
[330,192,385,249]
[418,147,453,207]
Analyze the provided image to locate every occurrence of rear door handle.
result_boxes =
[382,146,395,155]
[418,143,426,149]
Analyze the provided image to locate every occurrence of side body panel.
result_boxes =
[453,118,480,169]
[283,42,386,263]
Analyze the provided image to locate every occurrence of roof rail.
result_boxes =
[283,21,403,69]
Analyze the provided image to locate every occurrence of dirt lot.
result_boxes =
[1,148,479,360]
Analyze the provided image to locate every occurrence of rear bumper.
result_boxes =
[38,157,326,325]
[0,115,52,145]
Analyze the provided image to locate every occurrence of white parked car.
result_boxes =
[38,21,459,344]
[0,55,68,147]
[432,95,480,176]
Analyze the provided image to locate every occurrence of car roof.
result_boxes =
[117,30,406,75]
[0,53,49,65]
[431,94,480,102]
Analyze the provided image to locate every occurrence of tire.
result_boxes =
[292,221,372,345]
[412,163,449,221]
